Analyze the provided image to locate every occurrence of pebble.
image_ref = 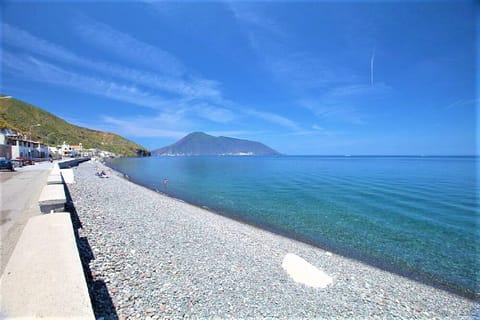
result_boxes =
[145,307,156,314]
[69,161,479,319]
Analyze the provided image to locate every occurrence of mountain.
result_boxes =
[152,132,281,156]
[0,95,150,157]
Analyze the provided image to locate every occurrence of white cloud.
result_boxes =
[102,116,188,138]
[280,125,335,137]
[194,105,236,123]
[2,23,222,100]
[3,21,309,135]
[266,52,359,89]
[298,83,394,125]
[228,2,287,40]
[152,109,191,127]
[6,50,297,133]
[243,109,300,130]
[444,98,478,110]
[228,4,359,90]
[206,130,261,138]
[299,99,365,125]
[3,52,169,109]
[101,114,260,140]
[73,15,185,76]
[147,100,236,125]
[228,1,391,135]
[3,23,81,65]
[326,83,393,98]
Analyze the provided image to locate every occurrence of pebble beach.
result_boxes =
[68,161,478,319]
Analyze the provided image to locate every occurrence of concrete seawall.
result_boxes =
[0,159,95,319]
[58,157,91,169]
[0,213,94,319]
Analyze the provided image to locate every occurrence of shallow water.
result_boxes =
[108,156,479,296]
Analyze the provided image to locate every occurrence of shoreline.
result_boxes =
[105,159,478,300]
[71,160,478,318]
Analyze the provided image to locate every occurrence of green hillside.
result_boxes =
[0,96,149,157]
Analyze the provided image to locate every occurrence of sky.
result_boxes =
[1,1,477,155]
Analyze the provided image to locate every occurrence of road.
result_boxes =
[0,162,53,275]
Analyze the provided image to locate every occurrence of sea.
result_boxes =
[108,156,479,297]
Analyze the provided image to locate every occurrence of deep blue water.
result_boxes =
[108,156,479,297]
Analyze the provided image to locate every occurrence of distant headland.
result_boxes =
[152,132,281,156]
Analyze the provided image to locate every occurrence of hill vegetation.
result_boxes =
[153,132,280,156]
[0,95,149,157]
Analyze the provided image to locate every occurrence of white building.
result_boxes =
[0,129,50,160]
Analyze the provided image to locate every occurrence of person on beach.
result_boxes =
[163,178,168,187]
[95,167,109,178]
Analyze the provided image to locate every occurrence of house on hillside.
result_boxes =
[60,142,73,157]
[71,143,83,157]
[48,146,61,159]
[60,142,86,157]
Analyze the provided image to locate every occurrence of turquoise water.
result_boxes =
[108,156,479,297]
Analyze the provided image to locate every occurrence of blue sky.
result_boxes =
[1,1,477,155]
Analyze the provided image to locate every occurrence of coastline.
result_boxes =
[106,158,478,299]
[70,160,478,319]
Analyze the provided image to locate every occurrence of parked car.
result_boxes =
[15,157,34,166]
[11,160,23,168]
[0,159,14,171]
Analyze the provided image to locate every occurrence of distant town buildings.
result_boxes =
[57,142,93,158]
[0,128,118,161]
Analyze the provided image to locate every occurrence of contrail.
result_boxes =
[370,48,375,85]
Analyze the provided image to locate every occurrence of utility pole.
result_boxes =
[29,124,41,161]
